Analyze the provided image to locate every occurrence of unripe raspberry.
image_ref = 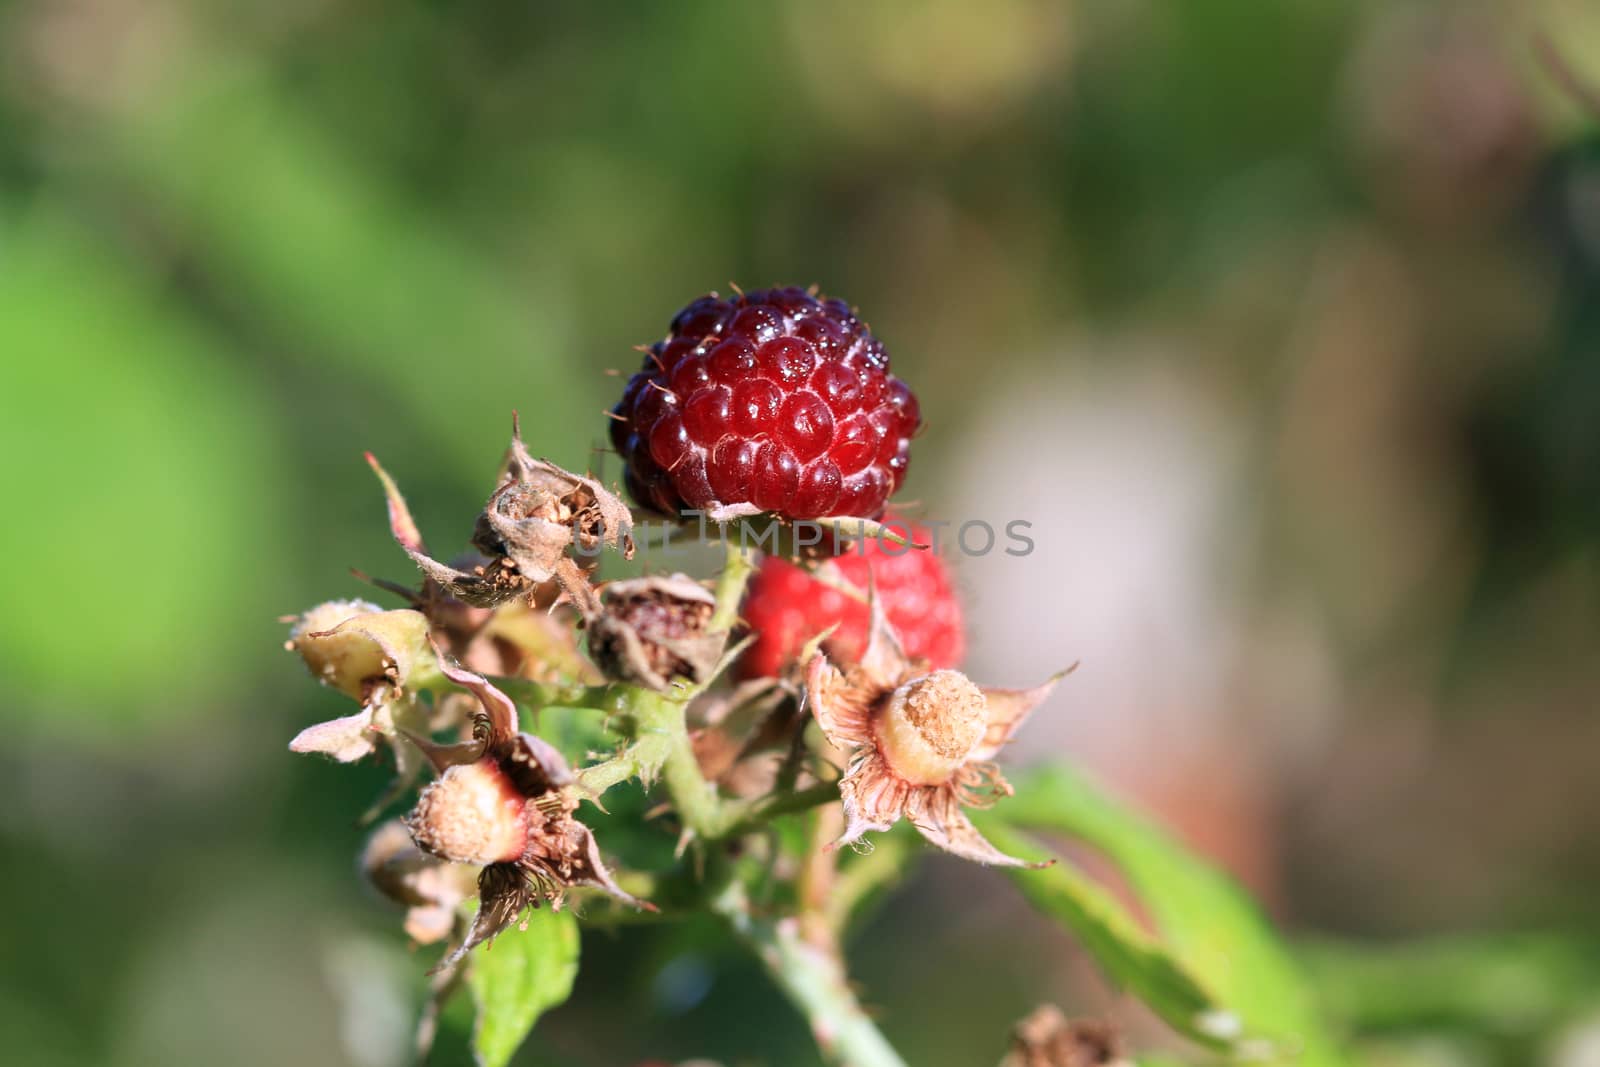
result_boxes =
[875,670,987,785]
[405,759,529,866]
[740,521,965,677]
[610,287,921,521]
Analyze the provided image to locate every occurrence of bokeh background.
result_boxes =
[3,1,1599,1065]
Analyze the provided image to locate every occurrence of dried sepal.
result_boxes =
[473,418,636,583]
[587,574,723,691]
[400,653,654,972]
[808,605,1068,867]
[287,601,441,704]
[286,603,442,770]
[367,419,633,611]
[972,665,1076,761]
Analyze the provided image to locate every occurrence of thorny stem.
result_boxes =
[711,877,908,1067]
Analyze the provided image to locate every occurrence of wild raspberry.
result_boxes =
[739,521,965,678]
[609,286,921,521]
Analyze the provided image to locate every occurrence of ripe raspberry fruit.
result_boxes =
[740,521,964,678]
[609,286,921,520]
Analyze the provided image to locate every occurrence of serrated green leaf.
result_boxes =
[466,907,580,1067]
[998,764,1348,1067]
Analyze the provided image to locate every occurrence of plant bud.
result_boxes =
[587,574,722,691]
[405,759,529,866]
[875,669,987,785]
[287,602,440,704]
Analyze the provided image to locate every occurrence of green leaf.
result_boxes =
[466,907,580,1067]
[997,764,1348,1066]
[971,816,1249,1054]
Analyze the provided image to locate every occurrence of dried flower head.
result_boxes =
[401,648,652,970]
[806,602,1069,865]
[1001,1007,1128,1067]
[587,573,722,691]
[368,416,634,612]
[286,602,441,765]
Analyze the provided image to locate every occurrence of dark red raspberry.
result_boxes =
[739,521,964,678]
[609,287,920,520]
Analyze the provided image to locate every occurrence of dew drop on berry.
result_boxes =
[889,442,911,491]
[683,386,731,445]
[709,436,759,503]
[795,317,845,355]
[759,337,815,384]
[732,378,783,436]
[752,442,800,513]
[709,337,758,384]
[729,305,783,344]
[859,338,890,371]
[790,459,842,518]
[778,392,834,462]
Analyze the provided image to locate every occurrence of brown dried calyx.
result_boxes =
[368,415,634,612]
[807,597,1073,866]
[586,574,723,691]
[999,1007,1128,1067]
[401,647,652,971]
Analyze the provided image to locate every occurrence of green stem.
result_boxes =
[650,691,723,840]
[494,678,616,712]
[712,878,907,1067]
[707,535,755,636]
[716,780,839,838]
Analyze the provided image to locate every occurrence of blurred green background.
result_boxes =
[3,1,1599,1064]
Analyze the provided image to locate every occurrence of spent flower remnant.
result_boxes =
[281,285,1089,1067]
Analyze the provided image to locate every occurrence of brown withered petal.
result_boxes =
[587,574,722,691]
[1001,1007,1128,1067]
[402,649,654,973]
[474,419,636,582]
[287,603,441,705]
[366,419,633,611]
[807,599,1069,868]
[972,665,1078,761]
[432,862,537,973]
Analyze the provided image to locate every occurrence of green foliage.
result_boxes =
[0,206,287,735]
[466,907,581,1067]
[993,764,1347,1066]
[1303,933,1600,1052]
[973,816,1252,1055]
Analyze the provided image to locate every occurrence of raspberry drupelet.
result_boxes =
[740,520,965,678]
[609,287,921,521]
